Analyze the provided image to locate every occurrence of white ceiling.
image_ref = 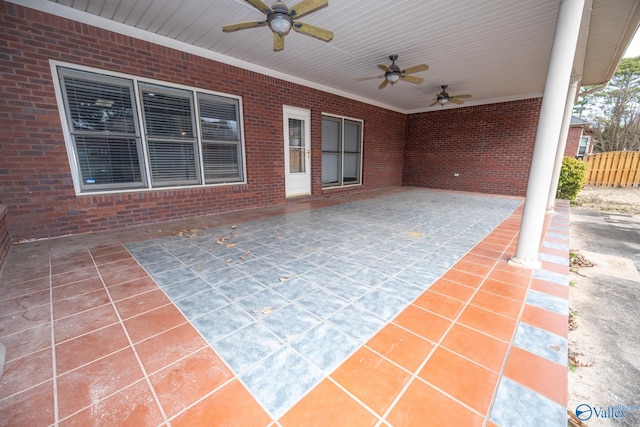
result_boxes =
[16,0,640,113]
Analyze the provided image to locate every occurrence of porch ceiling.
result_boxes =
[19,0,640,113]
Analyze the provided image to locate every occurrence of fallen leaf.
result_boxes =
[253,307,273,315]
[231,225,238,230]
[279,276,291,282]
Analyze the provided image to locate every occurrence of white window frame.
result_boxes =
[50,60,247,195]
[321,113,363,188]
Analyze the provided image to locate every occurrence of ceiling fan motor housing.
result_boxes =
[267,1,293,34]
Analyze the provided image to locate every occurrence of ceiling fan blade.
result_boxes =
[378,79,389,89]
[401,75,423,84]
[449,98,464,104]
[429,100,439,107]
[289,0,328,18]
[273,32,285,51]
[356,75,383,81]
[292,22,333,41]
[222,20,267,32]
[451,94,472,99]
[244,0,273,14]
[377,64,391,72]
[402,64,428,74]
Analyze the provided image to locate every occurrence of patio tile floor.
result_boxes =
[0,188,570,426]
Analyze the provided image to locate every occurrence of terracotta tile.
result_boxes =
[419,347,498,415]
[0,380,55,427]
[56,323,130,374]
[100,263,149,287]
[470,290,522,319]
[540,260,569,275]
[393,305,452,343]
[0,348,53,399]
[474,241,507,254]
[123,303,186,343]
[280,378,377,427]
[0,304,51,336]
[0,276,50,300]
[429,278,476,302]
[452,260,492,277]
[492,259,532,277]
[468,246,503,261]
[150,346,234,417]
[460,252,496,267]
[135,323,207,374]
[440,323,508,372]
[93,250,134,266]
[59,380,164,427]
[331,347,411,416]
[89,244,129,258]
[54,304,119,343]
[53,288,111,320]
[56,348,144,419]
[413,290,465,319]
[504,346,567,405]
[115,289,171,319]
[52,276,105,302]
[480,279,527,301]
[51,266,100,288]
[172,379,271,427]
[440,269,484,288]
[51,257,95,276]
[0,288,50,317]
[531,278,569,299]
[520,305,568,337]
[366,323,434,373]
[458,305,516,342]
[108,276,160,301]
[386,379,483,427]
[1,269,50,287]
[540,246,567,258]
[487,269,531,288]
[1,323,51,363]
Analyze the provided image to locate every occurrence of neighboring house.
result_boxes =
[564,116,594,159]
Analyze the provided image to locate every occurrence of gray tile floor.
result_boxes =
[126,189,522,418]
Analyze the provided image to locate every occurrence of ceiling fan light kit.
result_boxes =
[222,0,332,51]
[267,2,292,34]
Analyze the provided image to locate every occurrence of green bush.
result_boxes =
[556,156,587,200]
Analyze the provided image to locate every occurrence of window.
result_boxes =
[578,135,590,158]
[321,115,363,187]
[56,65,245,193]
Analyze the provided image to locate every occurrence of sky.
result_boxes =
[624,31,640,57]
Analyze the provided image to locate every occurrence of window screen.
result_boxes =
[321,115,362,187]
[59,69,145,190]
[56,66,245,193]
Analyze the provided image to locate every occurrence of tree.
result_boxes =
[574,56,640,152]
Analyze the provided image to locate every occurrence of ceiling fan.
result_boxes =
[430,85,471,106]
[357,55,429,89]
[222,0,333,52]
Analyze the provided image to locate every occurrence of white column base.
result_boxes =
[508,255,541,270]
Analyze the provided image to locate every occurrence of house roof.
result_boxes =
[570,116,592,126]
[13,0,640,114]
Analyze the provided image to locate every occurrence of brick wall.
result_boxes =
[0,2,406,242]
[403,99,542,196]
[564,127,582,157]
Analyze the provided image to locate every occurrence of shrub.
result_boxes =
[556,156,587,200]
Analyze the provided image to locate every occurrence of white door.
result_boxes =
[283,106,311,197]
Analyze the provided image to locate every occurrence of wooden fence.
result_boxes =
[584,151,640,187]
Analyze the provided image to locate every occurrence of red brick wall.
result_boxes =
[402,99,542,196]
[564,127,582,157]
[0,2,406,242]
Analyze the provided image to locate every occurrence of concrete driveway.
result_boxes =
[568,208,640,427]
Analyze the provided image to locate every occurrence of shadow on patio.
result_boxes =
[0,188,570,426]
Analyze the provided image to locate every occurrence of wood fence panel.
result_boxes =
[585,151,640,187]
